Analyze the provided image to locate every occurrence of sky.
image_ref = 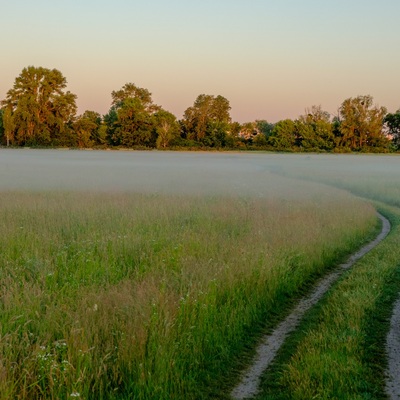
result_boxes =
[1,0,400,123]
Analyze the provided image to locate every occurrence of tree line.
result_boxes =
[1,66,399,152]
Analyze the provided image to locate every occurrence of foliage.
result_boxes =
[258,204,400,400]
[114,98,156,147]
[268,119,296,150]
[104,83,161,148]
[153,110,180,149]
[1,66,77,146]
[111,82,160,114]
[384,110,400,149]
[336,95,389,151]
[0,65,396,152]
[297,105,335,151]
[72,111,104,148]
[0,185,375,399]
[181,94,232,146]
[1,107,15,147]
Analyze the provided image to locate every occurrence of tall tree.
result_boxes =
[337,95,388,151]
[105,83,160,147]
[297,105,334,150]
[384,110,400,149]
[73,111,104,148]
[2,107,15,147]
[114,98,155,147]
[111,83,160,113]
[153,110,180,149]
[1,66,77,146]
[181,94,231,145]
[268,119,296,150]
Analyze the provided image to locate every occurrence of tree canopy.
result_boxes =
[385,110,400,149]
[181,94,232,146]
[336,95,389,151]
[1,66,77,146]
[0,66,398,152]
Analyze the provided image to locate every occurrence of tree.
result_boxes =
[153,110,180,149]
[181,94,231,145]
[73,111,105,148]
[384,110,400,149]
[114,98,155,147]
[1,66,77,146]
[256,120,274,138]
[111,83,159,113]
[2,107,15,147]
[268,119,296,150]
[104,83,160,147]
[297,105,334,150]
[336,95,388,151]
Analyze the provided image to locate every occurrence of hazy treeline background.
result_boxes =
[1,66,399,152]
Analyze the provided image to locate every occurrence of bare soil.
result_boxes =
[231,213,390,400]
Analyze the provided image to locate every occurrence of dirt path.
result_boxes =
[386,296,400,399]
[231,213,391,400]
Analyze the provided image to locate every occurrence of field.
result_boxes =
[0,150,398,399]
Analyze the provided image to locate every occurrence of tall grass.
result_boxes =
[251,154,400,399]
[0,186,376,399]
[256,204,400,400]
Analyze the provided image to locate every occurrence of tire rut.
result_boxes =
[231,212,391,400]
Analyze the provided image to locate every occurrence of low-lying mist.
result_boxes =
[0,149,398,202]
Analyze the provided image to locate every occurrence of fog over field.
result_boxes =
[1,148,399,399]
[0,149,398,198]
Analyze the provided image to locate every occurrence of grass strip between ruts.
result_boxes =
[254,203,400,400]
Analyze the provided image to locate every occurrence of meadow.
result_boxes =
[0,150,397,399]
[252,154,400,399]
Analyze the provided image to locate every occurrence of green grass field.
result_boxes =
[252,155,400,400]
[0,152,399,399]
[0,181,377,399]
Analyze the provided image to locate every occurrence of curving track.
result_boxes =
[231,213,391,400]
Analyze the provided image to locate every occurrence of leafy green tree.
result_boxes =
[268,119,296,150]
[297,105,334,150]
[104,83,160,147]
[114,98,155,147]
[1,66,77,146]
[1,107,15,147]
[103,107,118,146]
[73,111,105,148]
[111,83,160,113]
[256,120,274,138]
[205,120,231,148]
[153,110,180,149]
[337,95,388,151]
[181,94,231,145]
[384,110,400,149]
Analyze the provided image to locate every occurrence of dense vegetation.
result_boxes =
[0,183,376,399]
[1,66,399,152]
[249,159,400,400]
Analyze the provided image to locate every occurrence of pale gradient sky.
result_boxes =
[1,0,399,122]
